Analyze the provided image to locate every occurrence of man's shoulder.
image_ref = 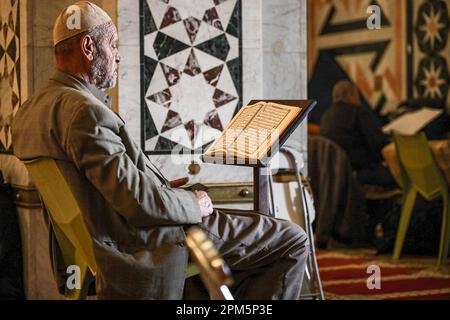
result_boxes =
[320,104,340,125]
[66,92,123,134]
[326,102,359,119]
[20,79,98,110]
[58,85,106,110]
[43,80,116,120]
[14,79,120,137]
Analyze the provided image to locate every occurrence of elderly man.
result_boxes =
[320,80,396,187]
[12,2,308,300]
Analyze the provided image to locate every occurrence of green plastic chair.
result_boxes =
[24,158,97,300]
[392,133,450,266]
[24,158,200,299]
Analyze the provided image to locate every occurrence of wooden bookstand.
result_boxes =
[203,100,317,216]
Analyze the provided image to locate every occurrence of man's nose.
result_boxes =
[116,51,121,63]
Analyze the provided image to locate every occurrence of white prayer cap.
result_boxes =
[53,1,112,46]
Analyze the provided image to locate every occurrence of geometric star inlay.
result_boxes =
[142,0,242,153]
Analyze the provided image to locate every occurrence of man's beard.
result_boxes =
[91,50,117,89]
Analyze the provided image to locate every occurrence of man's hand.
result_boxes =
[193,191,213,218]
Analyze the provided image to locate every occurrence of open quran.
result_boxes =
[202,100,316,167]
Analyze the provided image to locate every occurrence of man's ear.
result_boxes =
[80,35,95,61]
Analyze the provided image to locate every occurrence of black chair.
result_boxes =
[307,136,368,248]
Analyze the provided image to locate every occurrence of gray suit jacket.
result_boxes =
[12,70,202,299]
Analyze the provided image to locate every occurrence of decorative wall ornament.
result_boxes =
[141,0,242,154]
[415,55,449,100]
[414,0,450,103]
[0,0,20,153]
[308,0,450,123]
[415,0,449,54]
[308,0,401,122]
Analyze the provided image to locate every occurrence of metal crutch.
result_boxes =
[273,146,325,300]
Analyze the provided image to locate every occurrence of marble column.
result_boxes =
[261,0,308,160]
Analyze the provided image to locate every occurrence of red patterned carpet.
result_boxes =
[316,250,450,300]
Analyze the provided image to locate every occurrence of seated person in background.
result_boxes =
[11,1,308,300]
[320,80,396,188]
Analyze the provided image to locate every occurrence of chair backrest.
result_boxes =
[393,133,448,200]
[307,135,367,244]
[24,158,97,276]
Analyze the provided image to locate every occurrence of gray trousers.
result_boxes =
[184,209,309,300]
